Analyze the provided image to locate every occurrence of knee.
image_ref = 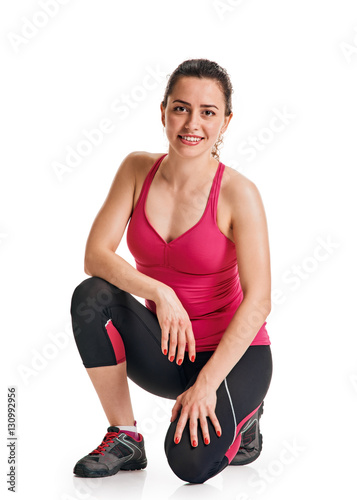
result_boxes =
[70,276,119,318]
[166,444,221,484]
[166,447,201,483]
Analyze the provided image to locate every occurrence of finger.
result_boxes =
[199,412,210,445]
[209,411,222,438]
[186,325,196,362]
[168,322,178,362]
[174,409,188,444]
[189,411,199,447]
[161,318,170,356]
[175,319,186,365]
[170,398,182,423]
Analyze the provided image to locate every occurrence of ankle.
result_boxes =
[112,421,139,440]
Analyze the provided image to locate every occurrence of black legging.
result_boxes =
[70,276,273,484]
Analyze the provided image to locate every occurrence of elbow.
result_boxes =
[84,261,92,276]
[84,247,113,276]
[84,253,94,276]
[254,298,271,319]
[261,296,272,315]
[242,292,271,317]
[264,300,272,317]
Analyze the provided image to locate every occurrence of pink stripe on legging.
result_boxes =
[225,403,262,464]
[105,319,126,364]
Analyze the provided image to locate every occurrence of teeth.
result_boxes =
[181,136,202,142]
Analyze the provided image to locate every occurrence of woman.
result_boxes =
[70,58,273,484]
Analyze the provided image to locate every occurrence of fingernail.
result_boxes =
[204,437,209,445]
[169,356,174,362]
[217,430,221,437]
[192,440,197,447]
[177,358,183,365]
[174,437,179,444]
[191,355,195,362]
[163,349,167,355]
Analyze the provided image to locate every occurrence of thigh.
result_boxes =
[164,345,273,483]
[108,291,188,399]
[70,276,188,399]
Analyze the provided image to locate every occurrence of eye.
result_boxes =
[173,106,187,112]
[203,110,215,117]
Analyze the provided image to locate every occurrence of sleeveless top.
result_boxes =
[126,154,270,351]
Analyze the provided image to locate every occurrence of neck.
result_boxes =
[159,147,219,189]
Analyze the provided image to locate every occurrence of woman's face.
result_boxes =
[161,77,232,159]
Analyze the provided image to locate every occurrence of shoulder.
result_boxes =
[119,151,165,178]
[118,151,166,207]
[119,151,164,168]
[221,165,262,206]
[220,164,266,224]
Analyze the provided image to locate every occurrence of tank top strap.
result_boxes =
[210,161,225,220]
[135,153,167,209]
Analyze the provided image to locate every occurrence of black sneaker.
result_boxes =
[230,402,264,466]
[73,426,147,477]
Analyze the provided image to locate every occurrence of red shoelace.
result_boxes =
[89,431,119,456]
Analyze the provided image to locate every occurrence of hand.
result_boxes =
[155,286,196,365]
[171,381,222,447]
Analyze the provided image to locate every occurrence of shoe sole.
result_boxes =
[73,458,147,478]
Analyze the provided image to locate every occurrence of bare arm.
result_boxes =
[195,179,271,390]
[172,175,271,445]
[84,152,159,299]
[84,151,195,362]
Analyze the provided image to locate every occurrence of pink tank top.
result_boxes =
[126,154,270,351]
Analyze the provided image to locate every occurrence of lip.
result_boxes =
[178,135,204,146]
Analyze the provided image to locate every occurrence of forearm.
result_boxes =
[196,296,271,391]
[84,248,168,303]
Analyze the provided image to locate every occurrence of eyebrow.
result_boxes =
[172,99,219,110]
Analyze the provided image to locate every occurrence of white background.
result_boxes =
[1,0,357,498]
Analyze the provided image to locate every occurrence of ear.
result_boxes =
[160,102,166,128]
[221,112,233,134]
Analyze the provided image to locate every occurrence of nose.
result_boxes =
[184,109,200,131]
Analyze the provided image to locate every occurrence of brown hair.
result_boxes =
[161,59,233,161]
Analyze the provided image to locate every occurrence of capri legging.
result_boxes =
[70,276,273,484]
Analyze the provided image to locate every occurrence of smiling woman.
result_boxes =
[161,61,233,161]
[70,58,273,484]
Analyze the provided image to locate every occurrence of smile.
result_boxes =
[178,135,204,145]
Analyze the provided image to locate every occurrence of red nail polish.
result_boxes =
[191,355,195,362]
[178,358,183,365]
[204,437,209,445]
[192,440,197,447]
[217,430,221,437]
[163,349,167,355]
[169,356,174,362]
[174,437,179,444]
